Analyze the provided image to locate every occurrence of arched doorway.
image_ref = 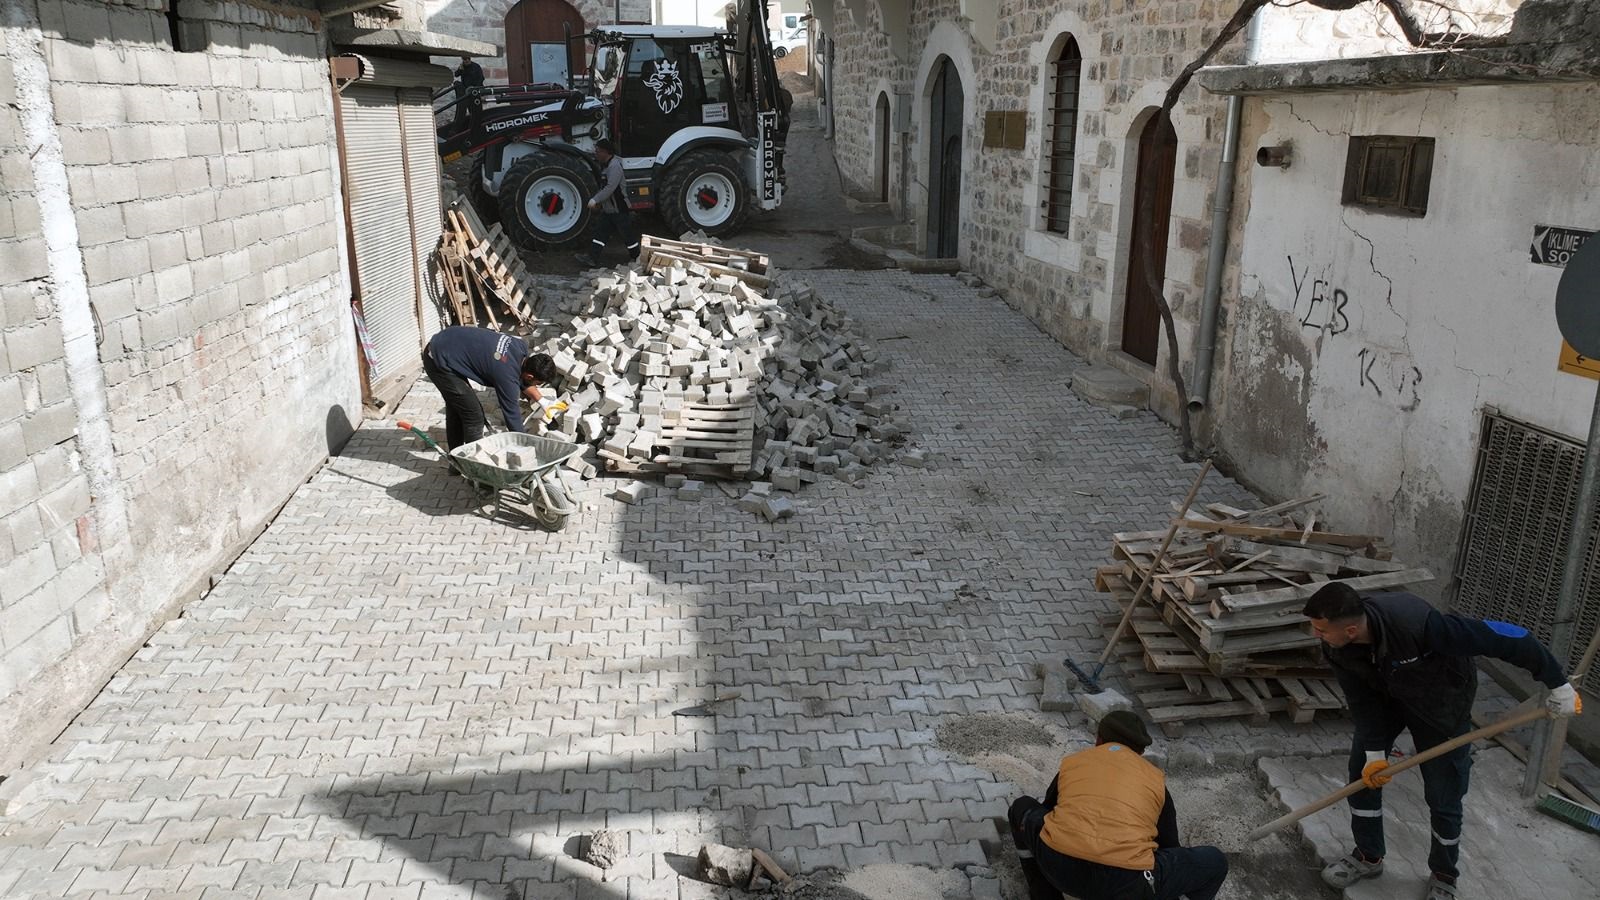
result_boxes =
[505,0,587,86]
[875,93,891,203]
[926,58,963,259]
[1121,112,1177,366]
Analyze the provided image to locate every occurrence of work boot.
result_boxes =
[574,253,599,269]
[1425,874,1458,899]
[1321,851,1383,889]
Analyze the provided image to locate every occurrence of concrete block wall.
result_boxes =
[0,0,361,772]
[821,0,1238,410]
[0,38,111,719]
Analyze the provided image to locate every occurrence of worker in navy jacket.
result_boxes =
[1303,583,1581,900]
[422,326,557,449]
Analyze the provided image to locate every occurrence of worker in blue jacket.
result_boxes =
[1303,583,1581,900]
[422,326,557,449]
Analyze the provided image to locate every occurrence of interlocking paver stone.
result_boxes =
[3,257,1373,898]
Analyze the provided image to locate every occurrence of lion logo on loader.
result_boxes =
[644,60,683,114]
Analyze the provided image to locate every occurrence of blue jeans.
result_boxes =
[1011,798,1229,900]
[1347,709,1472,879]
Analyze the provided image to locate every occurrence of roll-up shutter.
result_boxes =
[401,88,444,342]
[341,85,420,382]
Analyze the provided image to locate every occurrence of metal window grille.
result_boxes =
[1044,36,1081,235]
[1451,411,1600,680]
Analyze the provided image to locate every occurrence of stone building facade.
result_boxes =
[0,0,361,771]
[813,0,1244,412]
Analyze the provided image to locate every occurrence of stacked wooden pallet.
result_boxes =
[640,234,771,289]
[437,200,539,329]
[1095,496,1434,733]
[600,399,758,477]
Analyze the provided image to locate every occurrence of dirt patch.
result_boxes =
[1167,768,1333,900]
[935,713,1056,758]
[840,864,966,900]
[822,239,896,270]
[777,872,872,900]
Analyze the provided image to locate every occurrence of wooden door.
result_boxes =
[925,59,963,259]
[1122,113,1177,366]
[505,0,587,86]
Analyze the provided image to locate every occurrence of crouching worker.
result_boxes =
[1009,711,1228,900]
[422,326,558,449]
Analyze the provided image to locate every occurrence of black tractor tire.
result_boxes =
[497,149,599,251]
[467,157,500,226]
[658,149,751,238]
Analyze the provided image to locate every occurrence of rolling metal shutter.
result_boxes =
[1452,411,1600,682]
[341,85,420,382]
[401,89,444,342]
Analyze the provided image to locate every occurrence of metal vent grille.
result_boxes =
[1453,411,1600,680]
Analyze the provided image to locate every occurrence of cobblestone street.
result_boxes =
[0,262,1362,899]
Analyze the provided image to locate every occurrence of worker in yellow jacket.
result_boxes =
[1008,712,1228,900]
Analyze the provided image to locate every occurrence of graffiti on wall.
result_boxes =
[1282,255,1423,410]
[1286,255,1350,337]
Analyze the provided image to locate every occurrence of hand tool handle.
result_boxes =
[397,420,447,457]
[1097,460,1213,669]
[1246,702,1550,842]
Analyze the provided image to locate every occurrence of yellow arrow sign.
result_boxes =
[1559,340,1600,381]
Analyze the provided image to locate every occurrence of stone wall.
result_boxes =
[820,0,1240,409]
[0,0,360,772]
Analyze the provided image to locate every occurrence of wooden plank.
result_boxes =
[1179,519,1381,548]
[1146,698,1288,725]
[1217,568,1436,615]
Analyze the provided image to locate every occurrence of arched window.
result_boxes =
[1045,36,1082,235]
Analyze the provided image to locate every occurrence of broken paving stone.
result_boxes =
[582,829,625,869]
[900,448,929,468]
[676,480,705,501]
[760,496,796,522]
[607,481,649,504]
[696,843,753,887]
[664,473,688,488]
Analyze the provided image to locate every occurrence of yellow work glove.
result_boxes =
[537,398,568,424]
[1360,750,1392,789]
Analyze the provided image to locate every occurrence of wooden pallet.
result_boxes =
[437,202,538,328]
[1105,611,1345,733]
[641,234,769,273]
[597,400,756,478]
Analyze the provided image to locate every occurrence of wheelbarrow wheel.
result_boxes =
[533,474,574,531]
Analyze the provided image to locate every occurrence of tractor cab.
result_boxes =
[590,27,743,161]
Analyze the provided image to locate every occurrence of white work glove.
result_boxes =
[1546,682,1583,719]
[1360,750,1392,789]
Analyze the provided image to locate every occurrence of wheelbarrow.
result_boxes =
[397,422,585,530]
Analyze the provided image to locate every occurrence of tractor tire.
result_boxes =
[467,157,500,226]
[497,149,598,251]
[658,150,751,238]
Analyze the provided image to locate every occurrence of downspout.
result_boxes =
[1188,12,1262,411]
[1187,92,1240,411]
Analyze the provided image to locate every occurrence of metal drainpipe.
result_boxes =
[1190,14,1264,411]
[1187,92,1242,411]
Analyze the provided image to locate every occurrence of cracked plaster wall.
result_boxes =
[1209,81,1600,592]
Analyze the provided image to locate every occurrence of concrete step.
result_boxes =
[1070,366,1149,415]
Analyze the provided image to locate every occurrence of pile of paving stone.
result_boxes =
[537,257,921,519]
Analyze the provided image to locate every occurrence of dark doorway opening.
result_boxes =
[875,93,891,203]
[1121,112,1177,366]
[926,59,963,259]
